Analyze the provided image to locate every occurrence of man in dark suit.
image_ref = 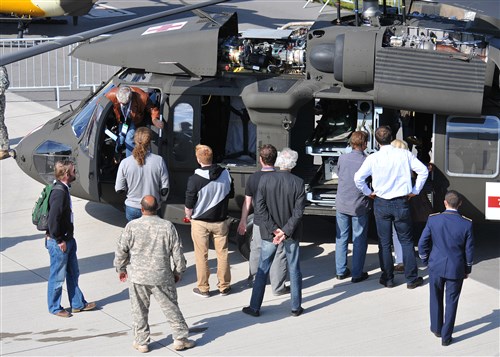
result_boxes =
[418,190,474,346]
[46,160,95,317]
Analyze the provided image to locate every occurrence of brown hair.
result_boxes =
[195,144,213,165]
[54,160,74,181]
[375,126,392,145]
[132,127,152,166]
[350,131,368,149]
[259,144,277,166]
[445,190,462,209]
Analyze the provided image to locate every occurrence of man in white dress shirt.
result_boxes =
[354,126,428,289]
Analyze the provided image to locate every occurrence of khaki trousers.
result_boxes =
[190,219,231,292]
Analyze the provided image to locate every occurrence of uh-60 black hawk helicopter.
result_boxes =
[2,0,499,253]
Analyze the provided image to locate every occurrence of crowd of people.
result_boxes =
[42,125,474,353]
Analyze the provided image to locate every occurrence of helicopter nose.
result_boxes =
[13,136,34,178]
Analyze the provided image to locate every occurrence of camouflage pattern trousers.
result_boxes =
[0,94,8,151]
[129,282,189,345]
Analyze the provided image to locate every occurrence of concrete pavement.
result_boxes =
[1,91,499,356]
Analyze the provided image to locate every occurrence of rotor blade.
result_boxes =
[0,0,229,66]
[179,0,222,26]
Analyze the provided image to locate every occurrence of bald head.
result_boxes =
[141,195,158,215]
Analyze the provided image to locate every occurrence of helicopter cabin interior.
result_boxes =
[84,80,258,209]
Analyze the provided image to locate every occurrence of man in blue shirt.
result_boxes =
[354,126,428,289]
[335,131,372,283]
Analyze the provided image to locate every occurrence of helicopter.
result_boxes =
[0,0,97,37]
[2,0,500,253]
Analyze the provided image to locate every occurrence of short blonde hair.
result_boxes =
[391,139,408,150]
[195,144,213,165]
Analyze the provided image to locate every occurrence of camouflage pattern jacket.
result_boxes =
[114,215,186,286]
[0,66,9,96]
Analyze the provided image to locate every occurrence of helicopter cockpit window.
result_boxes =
[446,116,500,178]
[72,81,115,138]
[173,103,194,162]
[33,141,73,184]
[80,102,105,158]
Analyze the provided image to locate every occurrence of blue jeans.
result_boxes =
[250,238,302,312]
[125,205,142,222]
[249,224,288,295]
[116,122,136,157]
[374,197,418,283]
[335,212,369,279]
[46,238,87,314]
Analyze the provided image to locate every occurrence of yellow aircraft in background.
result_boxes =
[0,0,98,37]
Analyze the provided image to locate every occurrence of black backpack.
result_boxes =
[32,184,65,231]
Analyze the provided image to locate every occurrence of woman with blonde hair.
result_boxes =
[390,138,408,273]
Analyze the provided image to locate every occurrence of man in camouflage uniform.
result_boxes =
[114,195,195,353]
[0,66,10,160]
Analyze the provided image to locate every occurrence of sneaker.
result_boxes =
[53,310,72,318]
[192,288,210,298]
[220,287,231,296]
[132,341,149,353]
[394,264,405,274]
[72,301,97,313]
[173,338,195,351]
[242,306,260,317]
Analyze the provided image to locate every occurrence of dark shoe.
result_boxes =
[193,288,210,298]
[407,277,424,289]
[72,302,96,313]
[220,287,231,296]
[53,310,72,318]
[336,268,351,280]
[433,332,442,338]
[379,277,395,288]
[442,338,452,346]
[273,285,291,296]
[394,264,405,274]
[242,306,260,317]
[291,307,304,317]
[351,272,369,283]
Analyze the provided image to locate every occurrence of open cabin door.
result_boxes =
[75,96,121,204]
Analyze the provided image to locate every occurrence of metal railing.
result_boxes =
[0,37,119,107]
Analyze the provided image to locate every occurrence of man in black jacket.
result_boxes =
[242,147,305,317]
[185,145,234,298]
[46,160,95,317]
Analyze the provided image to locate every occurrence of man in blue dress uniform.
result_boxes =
[418,190,474,346]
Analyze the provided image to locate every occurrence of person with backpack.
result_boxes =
[46,160,96,317]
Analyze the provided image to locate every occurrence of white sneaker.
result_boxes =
[173,338,195,351]
[132,341,149,353]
